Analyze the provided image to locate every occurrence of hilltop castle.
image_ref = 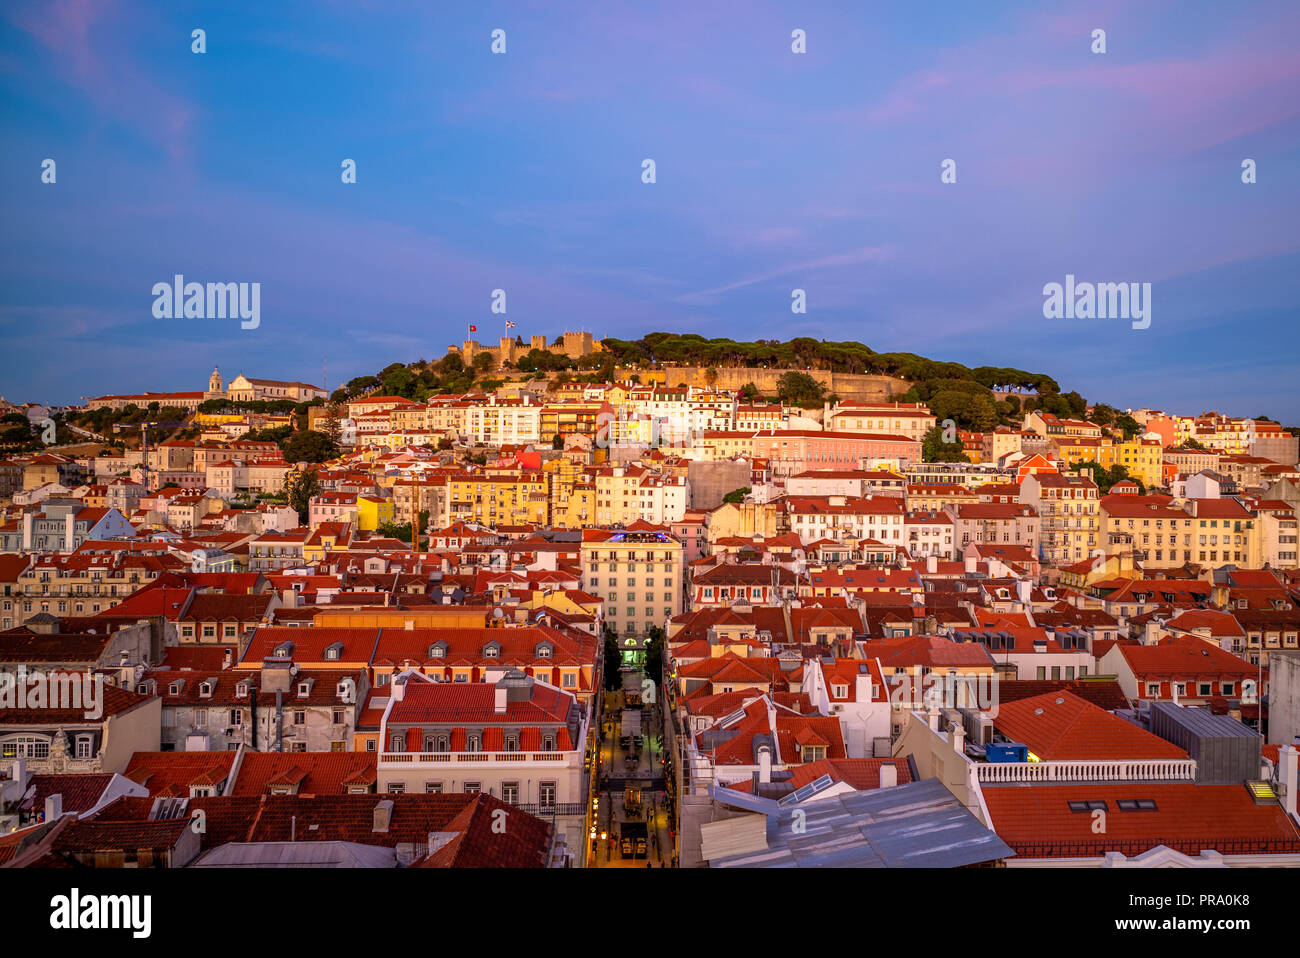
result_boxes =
[448,331,600,367]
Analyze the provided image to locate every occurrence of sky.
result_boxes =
[1,0,1297,420]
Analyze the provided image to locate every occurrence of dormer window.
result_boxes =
[275,643,293,658]
[541,733,555,752]
[236,682,250,699]
[536,644,553,659]
[297,679,313,698]
[831,683,848,699]
[198,681,214,699]
[483,644,500,659]
[504,732,519,752]
[429,644,446,659]
[466,732,482,752]
[324,643,343,661]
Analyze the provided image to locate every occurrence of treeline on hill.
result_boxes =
[600,333,1058,387]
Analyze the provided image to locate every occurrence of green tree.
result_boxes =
[644,627,665,687]
[283,469,322,524]
[776,371,826,407]
[551,433,566,450]
[603,630,622,691]
[922,423,969,463]
[1114,413,1142,440]
[1075,460,1145,495]
[722,487,750,504]
[282,430,340,463]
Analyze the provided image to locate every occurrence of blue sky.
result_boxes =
[1,0,1297,420]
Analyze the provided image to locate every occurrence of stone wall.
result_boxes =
[662,366,911,402]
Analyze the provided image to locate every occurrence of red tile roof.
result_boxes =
[983,784,1300,858]
[991,691,1187,761]
[230,752,377,797]
[20,773,116,815]
[123,751,238,797]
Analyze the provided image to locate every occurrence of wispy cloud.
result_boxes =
[678,247,893,304]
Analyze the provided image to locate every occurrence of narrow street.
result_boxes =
[589,671,674,867]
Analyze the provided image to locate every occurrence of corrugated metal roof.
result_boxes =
[708,778,1014,868]
[192,841,397,868]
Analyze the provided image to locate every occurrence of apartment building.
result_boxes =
[464,396,543,446]
[443,472,549,527]
[824,401,936,443]
[1019,472,1099,565]
[580,524,684,637]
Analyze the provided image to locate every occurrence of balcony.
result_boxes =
[380,751,570,765]
[975,758,1196,784]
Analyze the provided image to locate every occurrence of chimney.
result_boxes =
[1281,745,1298,818]
[879,763,898,788]
[926,554,937,575]
[391,678,406,702]
[964,555,977,575]
[950,720,966,755]
[758,746,772,784]
[65,512,75,552]
[372,798,394,833]
[222,648,233,668]
[45,793,63,821]
[927,704,941,731]
[21,513,32,551]
[494,684,508,714]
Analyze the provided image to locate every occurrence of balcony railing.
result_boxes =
[380,751,570,765]
[976,758,1196,784]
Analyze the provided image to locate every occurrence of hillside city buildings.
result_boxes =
[2,356,1299,870]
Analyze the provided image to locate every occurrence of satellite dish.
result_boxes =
[492,608,504,619]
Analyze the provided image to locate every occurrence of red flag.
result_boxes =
[469,325,477,332]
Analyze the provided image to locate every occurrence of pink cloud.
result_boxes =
[9,0,196,163]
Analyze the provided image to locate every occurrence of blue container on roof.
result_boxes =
[984,742,1028,763]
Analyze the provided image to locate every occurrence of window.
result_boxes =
[1116,799,1158,811]
[388,782,405,795]
[539,781,556,807]
[365,739,377,752]
[2,736,51,759]
[502,781,519,804]
[425,782,443,794]
[229,709,243,727]
[194,708,207,727]
[293,710,306,725]
[463,782,481,795]
[1068,800,1107,812]
[332,708,346,725]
